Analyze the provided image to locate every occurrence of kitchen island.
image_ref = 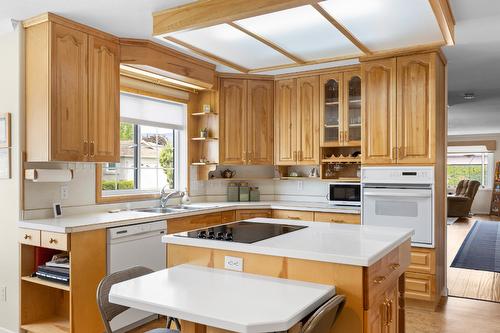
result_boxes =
[163,218,413,333]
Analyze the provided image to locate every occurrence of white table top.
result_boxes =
[163,218,414,266]
[109,264,335,333]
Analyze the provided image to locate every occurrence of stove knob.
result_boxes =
[198,230,207,238]
[207,231,215,239]
[216,232,224,240]
[225,232,233,241]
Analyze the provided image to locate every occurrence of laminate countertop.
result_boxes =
[109,264,335,333]
[163,218,413,267]
[17,201,361,233]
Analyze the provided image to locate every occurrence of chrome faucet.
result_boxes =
[160,187,184,208]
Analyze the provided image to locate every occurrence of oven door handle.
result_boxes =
[363,191,431,198]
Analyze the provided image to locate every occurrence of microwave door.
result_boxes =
[363,188,433,245]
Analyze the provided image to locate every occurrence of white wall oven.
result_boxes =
[362,167,434,247]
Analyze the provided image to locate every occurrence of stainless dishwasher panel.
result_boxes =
[107,220,167,333]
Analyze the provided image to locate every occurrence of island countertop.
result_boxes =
[162,218,414,267]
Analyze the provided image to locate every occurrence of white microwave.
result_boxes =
[328,183,361,206]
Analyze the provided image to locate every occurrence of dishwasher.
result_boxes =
[107,220,167,333]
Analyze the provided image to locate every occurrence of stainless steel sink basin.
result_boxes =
[134,205,210,214]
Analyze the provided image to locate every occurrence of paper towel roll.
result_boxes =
[25,169,74,182]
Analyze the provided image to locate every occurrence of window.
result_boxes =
[99,92,186,200]
[447,150,494,189]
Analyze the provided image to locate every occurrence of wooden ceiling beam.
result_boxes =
[428,0,455,46]
[228,22,305,64]
[311,3,371,55]
[153,0,323,36]
[248,53,361,73]
[163,36,250,73]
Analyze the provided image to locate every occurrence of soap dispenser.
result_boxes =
[181,188,191,205]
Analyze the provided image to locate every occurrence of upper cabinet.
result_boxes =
[275,77,319,165]
[320,71,362,147]
[25,17,120,162]
[219,78,273,165]
[362,52,443,165]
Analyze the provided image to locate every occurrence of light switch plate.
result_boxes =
[60,186,69,200]
[224,256,243,272]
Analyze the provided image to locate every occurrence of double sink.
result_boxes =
[134,205,213,214]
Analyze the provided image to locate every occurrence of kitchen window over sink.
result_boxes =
[97,92,187,202]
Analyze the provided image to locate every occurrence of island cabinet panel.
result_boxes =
[272,210,314,221]
[361,58,397,165]
[314,212,360,224]
[51,23,89,162]
[88,35,120,162]
[167,212,222,234]
[235,209,272,220]
[25,16,120,162]
[274,79,298,165]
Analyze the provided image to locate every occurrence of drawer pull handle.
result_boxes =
[49,238,58,244]
[288,216,301,220]
[24,234,32,240]
[390,263,400,270]
[373,276,386,284]
[388,299,393,324]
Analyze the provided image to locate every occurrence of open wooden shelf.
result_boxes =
[324,124,339,128]
[191,162,218,166]
[322,157,361,163]
[191,112,218,116]
[191,137,218,141]
[21,276,70,292]
[323,177,360,182]
[21,316,70,333]
[277,177,322,181]
[208,177,273,181]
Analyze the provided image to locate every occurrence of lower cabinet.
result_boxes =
[365,284,399,333]
[314,212,360,224]
[167,212,222,234]
[221,210,236,224]
[405,248,436,303]
[235,209,272,220]
[272,210,313,221]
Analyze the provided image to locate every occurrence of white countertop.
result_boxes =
[109,264,335,333]
[18,201,360,233]
[163,218,413,266]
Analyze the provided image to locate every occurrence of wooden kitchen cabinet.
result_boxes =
[361,58,397,165]
[275,77,319,165]
[25,15,120,162]
[272,210,314,221]
[219,78,273,165]
[167,212,222,234]
[362,52,443,165]
[314,212,360,224]
[235,209,272,220]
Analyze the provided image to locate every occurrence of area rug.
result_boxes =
[451,221,500,273]
[447,217,459,225]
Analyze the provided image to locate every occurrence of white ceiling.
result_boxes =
[445,0,500,136]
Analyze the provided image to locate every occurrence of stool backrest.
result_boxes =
[96,266,154,333]
[301,295,346,333]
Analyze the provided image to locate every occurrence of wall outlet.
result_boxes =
[0,286,6,302]
[60,186,69,200]
[224,256,243,272]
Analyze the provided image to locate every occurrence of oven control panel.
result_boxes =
[361,166,434,184]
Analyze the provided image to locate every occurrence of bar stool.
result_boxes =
[96,266,180,333]
[300,295,346,333]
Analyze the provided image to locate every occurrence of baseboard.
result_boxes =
[0,327,16,333]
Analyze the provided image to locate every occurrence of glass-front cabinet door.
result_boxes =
[320,73,343,146]
[344,71,362,146]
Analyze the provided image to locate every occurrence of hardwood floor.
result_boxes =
[447,214,500,302]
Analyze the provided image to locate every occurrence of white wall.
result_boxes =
[0,25,23,333]
[448,133,500,214]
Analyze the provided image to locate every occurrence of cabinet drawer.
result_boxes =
[18,228,41,246]
[168,213,222,234]
[408,248,435,274]
[405,272,435,301]
[221,210,236,224]
[314,212,360,224]
[235,209,272,220]
[41,231,69,251]
[272,210,313,221]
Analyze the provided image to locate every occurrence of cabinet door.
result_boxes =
[247,80,274,165]
[364,292,388,333]
[361,59,397,164]
[220,79,247,165]
[297,76,320,165]
[275,79,297,165]
[344,71,362,147]
[50,23,88,161]
[320,73,343,147]
[385,284,399,333]
[88,36,120,162]
[396,54,435,164]
[235,209,272,220]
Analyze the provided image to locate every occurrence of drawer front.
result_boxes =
[272,210,313,221]
[168,213,222,234]
[408,248,435,274]
[221,210,236,224]
[405,272,435,301]
[18,228,41,246]
[314,212,360,224]
[235,209,272,220]
[41,231,69,251]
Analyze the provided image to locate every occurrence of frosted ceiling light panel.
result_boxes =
[319,0,443,51]
[236,5,361,60]
[171,24,293,69]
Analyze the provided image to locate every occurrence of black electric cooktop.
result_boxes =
[175,221,307,244]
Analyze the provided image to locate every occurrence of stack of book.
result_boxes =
[35,253,70,285]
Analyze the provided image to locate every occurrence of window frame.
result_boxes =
[447,151,494,190]
[96,88,187,204]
